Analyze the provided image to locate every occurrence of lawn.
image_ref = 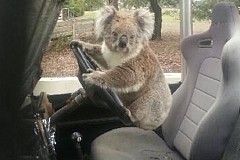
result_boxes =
[82,11,97,19]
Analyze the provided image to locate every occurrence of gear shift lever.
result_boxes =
[71,132,83,160]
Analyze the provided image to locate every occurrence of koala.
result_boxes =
[75,6,172,130]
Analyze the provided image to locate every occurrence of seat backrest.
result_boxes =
[162,2,240,160]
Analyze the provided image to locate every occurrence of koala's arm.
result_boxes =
[83,65,150,93]
[104,67,146,92]
[74,40,107,68]
[83,46,159,92]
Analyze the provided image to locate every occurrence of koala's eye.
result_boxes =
[130,35,135,39]
[112,32,118,37]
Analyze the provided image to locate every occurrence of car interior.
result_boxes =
[1,1,240,160]
[91,3,240,160]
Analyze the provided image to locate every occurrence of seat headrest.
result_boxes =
[181,2,240,62]
[212,2,239,25]
[210,2,240,37]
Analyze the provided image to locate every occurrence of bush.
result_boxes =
[85,0,103,11]
[163,8,179,19]
[64,0,85,17]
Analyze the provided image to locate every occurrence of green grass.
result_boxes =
[82,11,97,19]
[163,14,179,22]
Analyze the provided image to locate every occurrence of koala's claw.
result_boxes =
[70,40,81,49]
[82,69,94,81]
[82,73,93,85]
[96,67,102,71]
[82,71,105,86]
[82,73,88,79]
[70,40,88,51]
[86,68,94,73]
[125,108,137,123]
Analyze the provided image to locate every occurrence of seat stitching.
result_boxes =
[190,101,208,113]
[185,115,198,126]
[199,72,220,82]
[195,87,216,99]
[178,129,193,141]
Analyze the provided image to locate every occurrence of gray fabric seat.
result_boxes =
[91,3,240,160]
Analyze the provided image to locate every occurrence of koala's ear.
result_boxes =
[134,9,154,40]
[95,6,117,38]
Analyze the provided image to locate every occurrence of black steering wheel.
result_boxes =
[70,42,133,126]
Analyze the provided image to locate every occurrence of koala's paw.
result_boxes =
[70,40,81,48]
[82,71,106,87]
[70,40,88,51]
[125,108,138,123]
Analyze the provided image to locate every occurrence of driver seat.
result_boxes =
[91,3,240,160]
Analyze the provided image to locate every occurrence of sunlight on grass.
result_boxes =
[163,14,179,23]
[83,11,97,19]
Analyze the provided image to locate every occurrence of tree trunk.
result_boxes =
[107,0,119,10]
[150,0,162,40]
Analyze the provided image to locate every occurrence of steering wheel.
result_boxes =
[70,42,133,126]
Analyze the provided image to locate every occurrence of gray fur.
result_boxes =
[75,6,172,130]
[95,6,116,38]
[134,9,155,41]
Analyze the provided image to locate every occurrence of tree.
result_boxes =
[150,0,162,40]
[107,0,119,10]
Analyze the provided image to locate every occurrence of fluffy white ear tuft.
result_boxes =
[134,9,154,40]
[95,6,117,38]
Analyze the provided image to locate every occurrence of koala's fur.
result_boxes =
[77,6,172,130]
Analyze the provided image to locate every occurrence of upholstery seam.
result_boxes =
[195,87,217,99]
[190,102,208,113]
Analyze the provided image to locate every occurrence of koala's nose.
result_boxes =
[119,35,128,48]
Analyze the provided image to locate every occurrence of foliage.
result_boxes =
[64,0,103,17]
[120,0,149,8]
[62,0,179,17]
[119,0,179,8]
[85,0,104,11]
[158,0,179,7]
[193,0,240,21]
[64,0,85,17]
[163,8,179,19]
